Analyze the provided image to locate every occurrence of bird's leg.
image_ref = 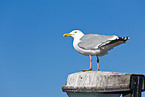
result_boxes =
[97,56,99,71]
[82,55,92,72]
[89,55,92,70]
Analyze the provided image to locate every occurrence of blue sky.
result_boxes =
[0,0,145,97]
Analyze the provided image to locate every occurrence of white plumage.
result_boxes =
[63,30,129,71]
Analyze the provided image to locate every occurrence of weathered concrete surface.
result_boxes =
[62,71,131,91]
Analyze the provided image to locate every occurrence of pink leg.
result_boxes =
[82,55,92,72]
[89,55,92,69]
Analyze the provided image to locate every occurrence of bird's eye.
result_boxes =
[74,32,77,33]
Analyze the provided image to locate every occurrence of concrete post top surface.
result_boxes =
[62,71,133,91]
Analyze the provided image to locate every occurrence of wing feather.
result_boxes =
[99,37,129,51]
[78,34,118,50]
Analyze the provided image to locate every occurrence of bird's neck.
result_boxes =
[73,34,84,47]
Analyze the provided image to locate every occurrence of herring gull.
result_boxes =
[63,30,129,71]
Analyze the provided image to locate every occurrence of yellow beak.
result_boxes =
[63,33,72,37]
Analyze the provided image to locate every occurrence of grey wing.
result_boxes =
[78,34,117,50]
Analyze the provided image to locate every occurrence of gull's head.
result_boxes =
[63,30,84,39]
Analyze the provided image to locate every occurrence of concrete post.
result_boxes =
[62,71,145,97]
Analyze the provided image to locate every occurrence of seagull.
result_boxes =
[63,30,129,71]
